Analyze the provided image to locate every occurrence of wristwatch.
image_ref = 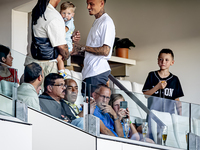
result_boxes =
[81,46,85,51]
[113,116,119,121]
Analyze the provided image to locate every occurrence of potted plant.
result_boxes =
[113,37,135,58]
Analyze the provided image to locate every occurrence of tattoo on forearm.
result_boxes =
[86,45,110,56]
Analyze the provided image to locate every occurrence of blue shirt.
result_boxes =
[93,106,118,136]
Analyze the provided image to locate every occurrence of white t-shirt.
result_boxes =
[27,3,67,58]
[82,13,115,80]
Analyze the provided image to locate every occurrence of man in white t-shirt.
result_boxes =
[72,0,115,95]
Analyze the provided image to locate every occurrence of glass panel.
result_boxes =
[86,82,191,149]
[0,61,18,117]
[191,103,200,136]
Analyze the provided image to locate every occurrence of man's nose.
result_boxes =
[87,4,90,9]
[102,98,107,103]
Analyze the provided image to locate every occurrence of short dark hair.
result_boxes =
[24,62,42,83]
[158,48,174,59]
[94,84,111,93]
[104,0,106,3]
[44,73,63,92]
[0,45,10,63]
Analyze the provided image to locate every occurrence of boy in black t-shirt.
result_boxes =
[142,49,184,115]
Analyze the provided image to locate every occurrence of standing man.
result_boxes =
[73,0,115,95]
[17,62,44,111]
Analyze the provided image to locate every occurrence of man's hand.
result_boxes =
[72,30,81,43]
[101,103,116,118]
[61,115,70,122]
[71,43,85,55]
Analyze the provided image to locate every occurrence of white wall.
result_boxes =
[28,108,96,150]
[0,0,34,48]
[12,10,28,54]
[0,118,32,150]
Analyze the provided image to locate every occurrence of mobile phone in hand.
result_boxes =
[120,101,127,109]
[120,101,128,118]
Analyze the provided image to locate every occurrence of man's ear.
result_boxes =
[100,0,104,7]
[2,57,6,63]
[38,74,42,81]
[47,85,53,93]
[92,92,96,99]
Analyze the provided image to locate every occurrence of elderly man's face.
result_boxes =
[94,86,111,108]
[51,78,66,99]
[65,79,78,103]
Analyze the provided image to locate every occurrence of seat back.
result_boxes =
[0,80,16,97]
[113,80,145,123]
[151,110,178,148]
[131,82,147,121]
[172,114,192,149]
[192,118,200,137]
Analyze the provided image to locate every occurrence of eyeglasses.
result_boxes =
[52,84,67,88]
[95,92,110,101]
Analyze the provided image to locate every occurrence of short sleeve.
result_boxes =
[101,20,115,48]
[46,18,67,47]
[174,77,184,99]
[142,72,153,92]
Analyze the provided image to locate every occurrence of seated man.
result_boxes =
[64,79,96,128]
[17,62,43,111]
[39,73,83,129]
[64,79,81,117]
[92,84,124,137]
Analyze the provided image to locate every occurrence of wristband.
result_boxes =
[81,46,85,51]
[113,116,119,121]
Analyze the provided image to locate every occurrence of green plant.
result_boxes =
[113,37,135,50]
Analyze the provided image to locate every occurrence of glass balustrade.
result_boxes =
[0,61,18,117]
[86,83,192,150]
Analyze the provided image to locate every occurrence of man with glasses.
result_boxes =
[92,84,124,137]
[39,73,84,129]
[17,62,44,111]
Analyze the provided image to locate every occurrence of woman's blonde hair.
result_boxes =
[109,94,125,107]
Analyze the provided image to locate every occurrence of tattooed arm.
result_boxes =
[71,43,110,56]
[57,44,70,60]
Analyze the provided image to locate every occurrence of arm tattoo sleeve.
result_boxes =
[85,45,110,56]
